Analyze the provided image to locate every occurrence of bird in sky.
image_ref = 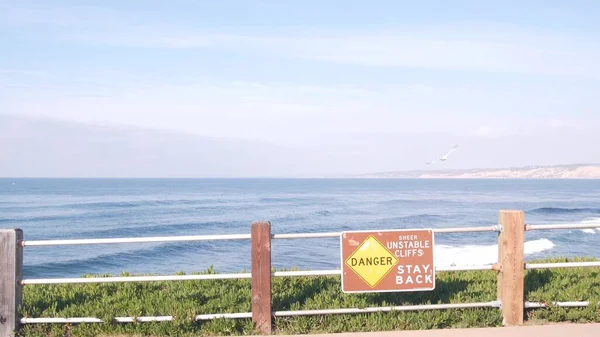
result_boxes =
[426,144,459,165]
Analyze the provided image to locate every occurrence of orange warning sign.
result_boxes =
[340,229,435,293]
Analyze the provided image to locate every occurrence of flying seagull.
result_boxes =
[426,144,459,164]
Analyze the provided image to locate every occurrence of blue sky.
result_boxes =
[1,0,600,171]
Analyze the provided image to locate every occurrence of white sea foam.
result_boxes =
[434,239,555,267]
[579,217,600,234]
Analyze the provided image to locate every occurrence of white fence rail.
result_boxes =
[19,225,503,247]
[20,264,500,285]
[20,301,501,325]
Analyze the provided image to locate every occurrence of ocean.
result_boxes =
[1,178,599,279]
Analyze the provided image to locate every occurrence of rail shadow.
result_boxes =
[524,269,554,294]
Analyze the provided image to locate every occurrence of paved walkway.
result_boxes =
[275,323,600,337]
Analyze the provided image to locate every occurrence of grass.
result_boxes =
[17,257,600,337]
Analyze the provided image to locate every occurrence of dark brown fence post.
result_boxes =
[251,221,272,334]
[1,229,23,337]
[497,210,525,326]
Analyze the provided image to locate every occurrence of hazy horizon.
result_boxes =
[2,114,600,178]
[2,1,600,177]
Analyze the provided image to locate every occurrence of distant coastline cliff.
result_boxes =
[356,164,600,179]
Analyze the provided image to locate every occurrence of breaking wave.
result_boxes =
[579,218,600,234]
[434,239,555,267]
[529,207,600,215]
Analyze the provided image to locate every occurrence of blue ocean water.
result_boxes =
[1,178,599,279]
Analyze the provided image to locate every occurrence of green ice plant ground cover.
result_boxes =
[18,257,600,337]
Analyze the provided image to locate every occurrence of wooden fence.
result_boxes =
[2,210,600,337]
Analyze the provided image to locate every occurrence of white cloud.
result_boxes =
[2,3,600,153]
[2,61,599,147]
[472,125,508,139]
[546,118,593,131]
[47,31,600,78]
[3,5,600,78]
[0,76,442,143]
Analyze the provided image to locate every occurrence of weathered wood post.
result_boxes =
[497,211,525,326]
[1,229,23,337]
[251,221,272,334]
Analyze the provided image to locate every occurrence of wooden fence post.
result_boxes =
[497,211,525,326]
[1,229,23,337]
[251,221,272,334]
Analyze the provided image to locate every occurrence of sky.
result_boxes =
[1,0,600,175]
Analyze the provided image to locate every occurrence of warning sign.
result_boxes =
[340,229,435,293]
[346,235,398,288]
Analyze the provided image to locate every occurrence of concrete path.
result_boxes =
[274,323,600,337]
